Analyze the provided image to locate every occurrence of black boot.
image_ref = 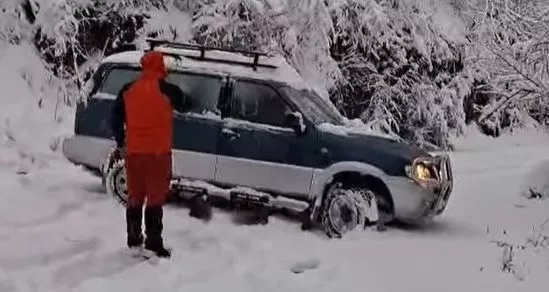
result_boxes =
[144,206,171,258]
[126,206,144,248]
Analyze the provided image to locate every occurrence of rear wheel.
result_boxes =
[319,182,381,238]
[102,149,179,206]
[105,159,129,205]
[102,148,129,206]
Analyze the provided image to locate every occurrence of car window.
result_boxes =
[280,86,345,126]
[97,67,139,96]
[96,67,223,115]
[230,81,293,128]
[166,73,223,115]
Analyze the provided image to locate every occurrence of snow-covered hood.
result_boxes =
[317,123,430,176]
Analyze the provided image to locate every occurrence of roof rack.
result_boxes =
[144,38,277,71]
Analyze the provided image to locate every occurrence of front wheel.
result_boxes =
[319,182,380,238]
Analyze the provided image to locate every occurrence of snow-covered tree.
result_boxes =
[328,0,471,149]
[192,0,341,96]
[3,0,547,152]
[457,0,549,135]
[192,0,473,149]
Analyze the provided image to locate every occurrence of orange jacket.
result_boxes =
[111,51,184,154]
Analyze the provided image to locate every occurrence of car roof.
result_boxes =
[101,47,311,91]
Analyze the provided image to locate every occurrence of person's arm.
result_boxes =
[111,83,132,148]
[159,80,188,112]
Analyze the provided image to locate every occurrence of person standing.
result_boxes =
[110,51,184,258]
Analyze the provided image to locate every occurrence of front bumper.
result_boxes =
[420,154,454,217]
[389,154,454,223]
[427,155,454,215]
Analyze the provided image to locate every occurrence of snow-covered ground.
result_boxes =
[1,125,549,292]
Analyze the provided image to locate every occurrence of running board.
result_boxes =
[170,179,310,213]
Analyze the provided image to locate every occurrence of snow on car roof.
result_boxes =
[101,48,310,91]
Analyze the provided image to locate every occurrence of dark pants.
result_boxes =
[125,153,172,254]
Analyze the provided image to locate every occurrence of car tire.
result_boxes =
[105,157,129,206]
[319,182,380,238]
[100,147,119,189]
[103,151,179,207]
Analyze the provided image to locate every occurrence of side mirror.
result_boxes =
[286,112,306,135]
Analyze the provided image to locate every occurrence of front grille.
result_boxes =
[429,155,454,215]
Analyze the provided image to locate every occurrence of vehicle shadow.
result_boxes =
[167,196,320,232]
[81,182,106,194]
[388,218,481,238]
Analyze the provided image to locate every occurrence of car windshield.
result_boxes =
[280,86,345,126]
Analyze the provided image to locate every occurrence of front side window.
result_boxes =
[96,67,223,115]
[230,81,293,128]
[280,86,345,126]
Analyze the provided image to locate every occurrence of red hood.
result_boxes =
[140,51,167,79]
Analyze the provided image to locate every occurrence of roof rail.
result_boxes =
[144,38,276,71]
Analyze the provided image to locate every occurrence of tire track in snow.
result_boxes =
[52,248,150,290]
[0,237,101,271]
[0,201,86,229]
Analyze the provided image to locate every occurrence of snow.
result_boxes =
[415,0,467,43]
[91,92,117,100]
[290,111,306,133]
[0,42,72,174]
[174,178,309,212]
[101,51,143,65]
[1,118,549,291]
[318,118,402,142]
[223,117,294,133]
[1,4,549,290]
[520,160,549,200]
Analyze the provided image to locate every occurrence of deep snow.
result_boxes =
[1,126,549,292]
[0,31,548,292]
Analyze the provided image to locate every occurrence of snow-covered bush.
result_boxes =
[520,160,549,200]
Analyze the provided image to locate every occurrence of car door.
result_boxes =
[167,71,228,183]
[215,78,318,197]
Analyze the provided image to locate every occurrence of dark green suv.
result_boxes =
[62,39,453,238]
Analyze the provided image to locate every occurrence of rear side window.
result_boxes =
[97,67,139,96]
[96,67,224,115]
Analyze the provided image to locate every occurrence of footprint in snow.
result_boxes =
[290,259,320,274]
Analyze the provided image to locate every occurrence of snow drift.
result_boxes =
[521,160,549,200]
[0,41,73,174]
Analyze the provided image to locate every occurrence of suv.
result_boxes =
[62,39,453,238]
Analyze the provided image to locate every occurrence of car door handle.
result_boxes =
[221,128,240,140]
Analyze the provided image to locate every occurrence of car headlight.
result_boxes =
[405,158,438,182]
[414,163,433,180]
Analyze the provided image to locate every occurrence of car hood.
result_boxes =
[317,123,431,176]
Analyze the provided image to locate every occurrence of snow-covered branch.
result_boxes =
[460,0,549,131]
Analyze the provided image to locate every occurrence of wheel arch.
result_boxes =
[330,172,394,214]
[309,162,395,222]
